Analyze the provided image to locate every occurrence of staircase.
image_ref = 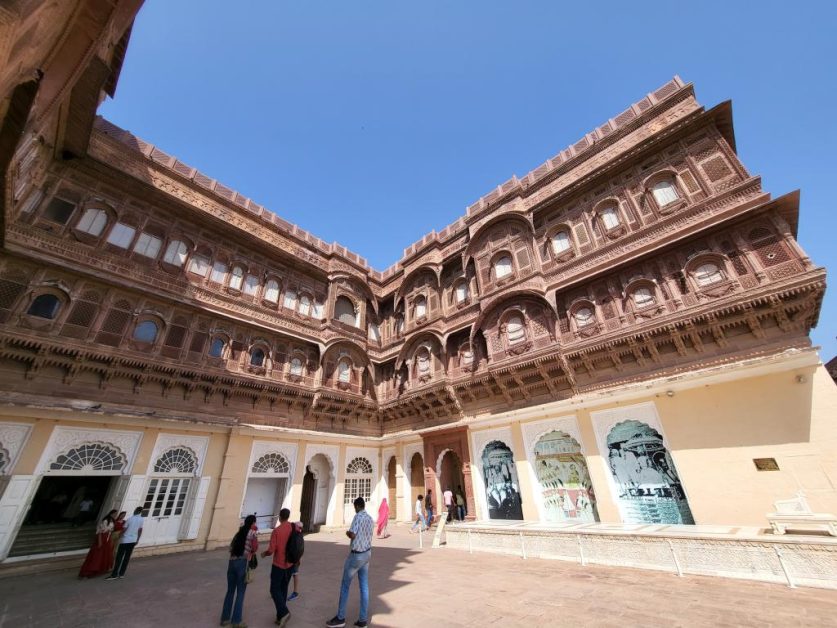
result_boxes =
[8,523,96,557]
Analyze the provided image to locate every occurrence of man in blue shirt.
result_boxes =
[326,497,373,628]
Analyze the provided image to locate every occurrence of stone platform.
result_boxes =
[443,520,837,590]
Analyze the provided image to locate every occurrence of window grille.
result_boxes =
[252,452,290,474]
[153,447,197,474]
[50,442,126,471]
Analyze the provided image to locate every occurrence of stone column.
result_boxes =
[205,429,251,550]
[333,443,347,527]
[289,440,307,521]
[510,421,539,521]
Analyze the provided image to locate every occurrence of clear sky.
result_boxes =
[100,1,837,360]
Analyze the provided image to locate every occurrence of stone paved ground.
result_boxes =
[1,525,836,627]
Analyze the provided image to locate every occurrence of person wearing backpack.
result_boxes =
[326,497,373,628]
[262,508,295,627]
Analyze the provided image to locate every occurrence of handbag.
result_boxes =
[248,553,258,570]
[245,567,255,584]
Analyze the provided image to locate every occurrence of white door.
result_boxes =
[139,477,191,546]
[241,478,287,529]
[0,475,40,560]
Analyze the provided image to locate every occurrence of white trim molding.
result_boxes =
[37,426,143,475]
[0,422,33,475]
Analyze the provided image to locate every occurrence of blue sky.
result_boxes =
[100,1,836,359]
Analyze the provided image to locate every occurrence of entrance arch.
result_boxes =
[241,451,292,531]
[409,452,424,510]
[301,453,334,531]
[532,431,598,522]
[437,449,465,519]
[386,456,397,519]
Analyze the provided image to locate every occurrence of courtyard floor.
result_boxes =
[0,524,835,627]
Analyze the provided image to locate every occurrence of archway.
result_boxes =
[605,420,694,524]
[386,456,397,519]
[533,431,598,522]
[241,451,291,532]
[409,452,424,509]
[300,466,316,532]
[304,453,334,530]
[438,449,465,521]
[481,441,523,520]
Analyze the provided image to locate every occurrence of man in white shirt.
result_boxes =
[409,494,426,532]
[106,506,144,579]
[326,497,374,628]
[443,487,454,523]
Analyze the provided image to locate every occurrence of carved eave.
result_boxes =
[707,100,736,153]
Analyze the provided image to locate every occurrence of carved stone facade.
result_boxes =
[0,2,834,569]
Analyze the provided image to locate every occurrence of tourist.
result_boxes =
[443,487,454,523]
[262,508,294,627]
[425,490,434,527]
[106,506,144,580]
[326,496,373,628]
[111,510,127,560]
[74,496,95,526]
[376,498,390,538]
[78,510,116,578]
[410,494,425,533]
[288,521,303,601]
[455,486,466,521]
[220,514,258,628]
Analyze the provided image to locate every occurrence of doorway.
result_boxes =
[439,449,465,520]
[9,475,114,557]
[387,456,397,519]
[240,477,288,532]
[300,467,316,532]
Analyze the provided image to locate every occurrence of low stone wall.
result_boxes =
[444,522,837,590]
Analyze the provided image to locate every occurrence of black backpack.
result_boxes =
[285,525,304,564]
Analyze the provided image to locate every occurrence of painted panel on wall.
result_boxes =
[481,441,523,520]
[533,431,598,522]
[605,420,694,524]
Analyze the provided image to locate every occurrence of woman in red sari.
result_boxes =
[376,498,390,538]
[78,510,116,578]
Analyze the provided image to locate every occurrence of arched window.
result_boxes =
[243,274,260,296]
[345,457,373,504]
[250,348,266,367]
[368,323,381,342]
[283,289,298,309]
[106,222,136,249]
[229,266,244,291]
[163,240,189,267]
[574,306,595,328]
[153,447,197,474]
[263,279,280,303]
[414,295,427,319]
[494,255,513,279]
[335,296,356,326]
[299,295,311,316]
[694,262,724,286]
[600,206,620,230]
[454,281,468,303]
[209,261,228,284]
[76,208,108,236]
[633,286,656,308]
[133,232,162,258]
[337,358,352,383]
[133,320,159,344]
[252,452,290,474]
[651,179,679,206]
[460,343,474,367]
[208,337,226,358]
[289,356,304,376]
[506,314,526,345]
[50,442,126,471]
[187,254,210,277]
[27,294,61,319]
[551,230,571,255]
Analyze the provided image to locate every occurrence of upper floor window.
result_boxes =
[106,222,136,249]
[416,348,432,377]
[27,294,61,319]
[250,348,266,367]
[283,289,298,310]
[633,286,656,308]
[460,343,474,367]
[600,207,620,230]
[42,197,76,224]
[76,208,108,236]
[574,307,595,327]
[368,323,381,342]
[133,232,162,259]
[133,320,159,344]
[414,295,427,319]
[312,301,324,319]
[290,357,304,376]
[335,296,356,326]
[299,295,311,316]
[208,337,226,358]
[454,281,468,303]
[651,179,679,206]
[264,280,280,303]
[506,314,526,345]
[163,240,189,267]
[229,266,244,291]
[243,274,259,296]
[337,358,352,383]
[187,255,210,277]
[551,230,572,255]
[694,262,723,286]
[494,255,513,279]
[209,261,228,284]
